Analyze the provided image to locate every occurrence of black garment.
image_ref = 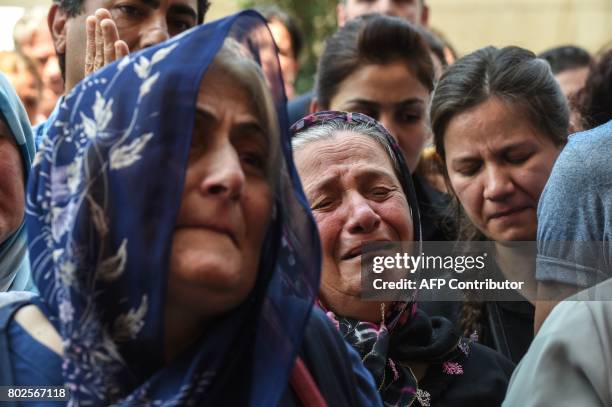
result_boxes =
[287,90,314,127]
[419,292,535,364]
[280,307,381,406]
[413,173,456,242]
[419,341,515,407]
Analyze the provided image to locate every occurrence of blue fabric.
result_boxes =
[32,96,62,149]
[0,73,35,292]
[537,120,612,287]
[26,11,321,405]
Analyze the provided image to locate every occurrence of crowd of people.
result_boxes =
[0,0,611,405]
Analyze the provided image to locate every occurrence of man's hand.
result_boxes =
[84,8,130,76]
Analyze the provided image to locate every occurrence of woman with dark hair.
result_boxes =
[430,46,569,363]
[313,13,453,244]
[291,111,514,407]
[0,12,380,405]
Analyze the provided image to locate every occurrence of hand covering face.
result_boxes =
[26,11,321,405]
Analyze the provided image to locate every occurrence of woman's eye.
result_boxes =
[240,152,266,172]
[369,187,393,200]
[311,198,334,211]
[397,110,422,123]
[506,152,531,164]
[456,164,481,177]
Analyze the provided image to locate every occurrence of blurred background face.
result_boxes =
[0,117,25,244]
[5,69,39,123]
[20,24,63,103]
[168,65,272,319]
[338,0,428,26]
[267,19,299,99]
[295,131,413,321]
[555,66,589,101]
[327,61,431,172]
[443,97,560,241]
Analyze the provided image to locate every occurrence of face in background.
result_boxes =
[295,131,413,322]
[4,70,40,124]
[324,60,430,172]
[168,64,273,320]
[555,66,589,101]
[50,0,199,92]
[19,24,63,117]
[337,0,428,27]
[443,97,561,242]
[0,117,25,245]
[267,19,299,100]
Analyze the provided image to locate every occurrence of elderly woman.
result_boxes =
[0,72,35,292]
[313,14,453,242]
[0,12,380,405]
[292,111,514,406]
[429,46,569,362]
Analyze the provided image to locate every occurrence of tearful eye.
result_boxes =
[311,198,334,211]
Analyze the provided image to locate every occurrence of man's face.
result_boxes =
[55,0,199,92]
[338,0,428,27]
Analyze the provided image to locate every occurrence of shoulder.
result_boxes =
[504,297,612,405]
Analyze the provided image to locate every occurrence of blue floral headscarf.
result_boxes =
[26,11,320,405]
[0,72,35,292]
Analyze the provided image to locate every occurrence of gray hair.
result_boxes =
[13,7,48,50]
[291,119,402,180]
[211,38,281,190]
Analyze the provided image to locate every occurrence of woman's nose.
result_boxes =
[198,145,245,201]
[346,194,381,234]
[483,165,514,201]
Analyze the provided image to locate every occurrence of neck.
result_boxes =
[494,242,538,303]
[164,298,208,363]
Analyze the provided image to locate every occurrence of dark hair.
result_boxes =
[257,5,303,59]
[55,0,210,22]
[315,14,434,109]
[538,45,591,75]
[574,48,612,130]
[430,46,570,337]
[417,27,447,68]
[432,46,569,168]
[54,0,211,82]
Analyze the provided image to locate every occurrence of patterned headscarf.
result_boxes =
[0,72,35,292]
[291,111,468,406]
[26,11,320,405]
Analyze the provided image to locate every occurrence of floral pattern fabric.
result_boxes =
[26,11,320,406]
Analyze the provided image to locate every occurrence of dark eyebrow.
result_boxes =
[195,109,268,147]
[343,99,380,109]
[395,99,426,109]
[168,3,197,21]
[139,0,161,8]
[138,0,197,21]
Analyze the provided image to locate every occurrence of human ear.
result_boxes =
[48,4,68,55]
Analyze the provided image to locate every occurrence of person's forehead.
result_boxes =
[82,0,198,13]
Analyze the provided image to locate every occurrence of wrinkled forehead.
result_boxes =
[295,130,399,182]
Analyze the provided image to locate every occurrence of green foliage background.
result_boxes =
[235,0,338,94]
